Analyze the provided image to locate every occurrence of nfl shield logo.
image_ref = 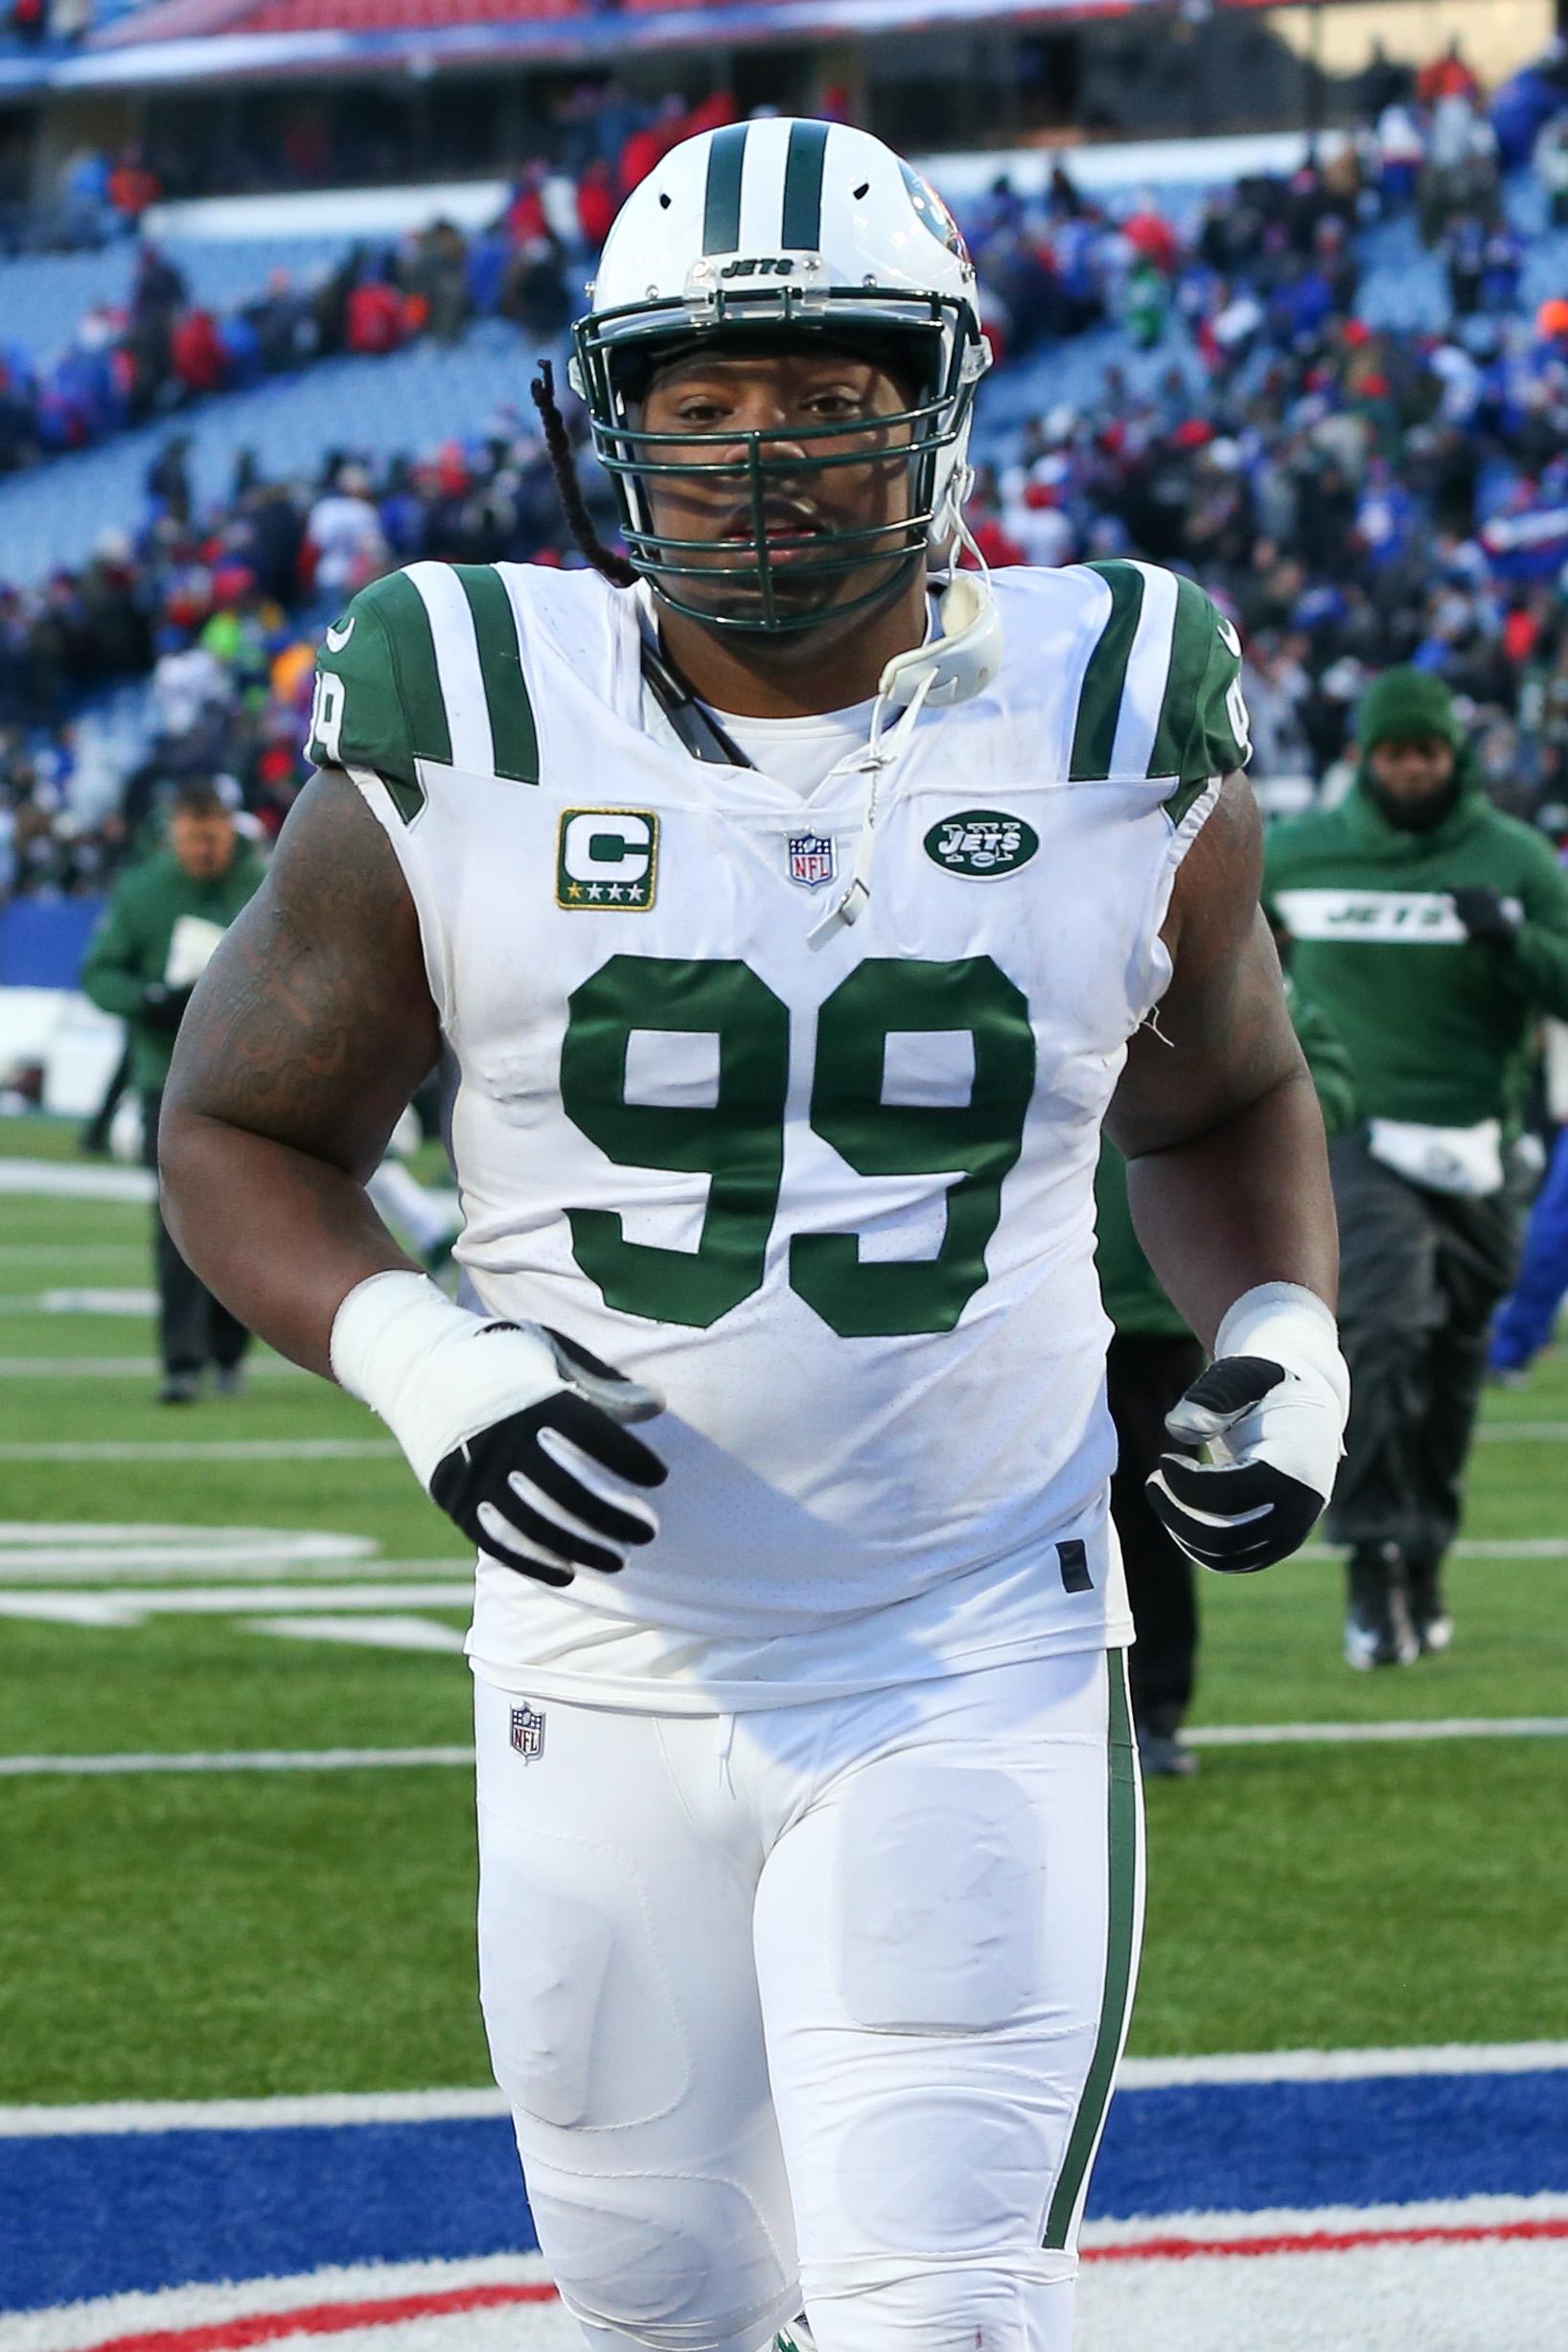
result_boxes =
[510,1704,545,1762]
[787,832,836,891]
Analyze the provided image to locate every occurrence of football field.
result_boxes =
[2,1111,1566,2349]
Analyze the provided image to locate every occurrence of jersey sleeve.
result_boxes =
[1167,579,1252,788]
[304,563,539,815]
[303,569,454,821]
[1072,562,1252,817]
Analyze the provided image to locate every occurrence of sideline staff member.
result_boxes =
[1267,669,1568,1667]
[83,780,265,1401]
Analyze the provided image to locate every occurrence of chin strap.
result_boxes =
[809,518,1003,947]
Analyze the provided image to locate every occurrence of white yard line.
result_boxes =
[0,1356,306,1377]
[0,1160,155,1202]
[248,1613,468,1651]
[1302,1535,1568,1559]
[0,1744,475,1782]
[1186,1716,1568,1747]
[0,1438,399,1461]
[0,1525,380,1576]
[2,2048,1564,2137]
[0,1552,462,1585]
[0,1289,157,1316]
[1116,2044,1568,2089]
[6,1715,1567,1779]
[0,1580,471,1624]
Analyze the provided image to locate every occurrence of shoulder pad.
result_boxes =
[304,565,539,819]
[1071,562,1251,809]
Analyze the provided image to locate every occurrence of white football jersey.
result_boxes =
[306,557,1249,1708]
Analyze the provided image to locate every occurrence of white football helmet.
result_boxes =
[568,117,992,633]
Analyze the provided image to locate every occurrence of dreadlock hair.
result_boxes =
[531,359,637,589]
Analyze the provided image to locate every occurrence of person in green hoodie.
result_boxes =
[82,781,267,1402]
[1265,668,1568,1669]
[1095,978,1357,1774]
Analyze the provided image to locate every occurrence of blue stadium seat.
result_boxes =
[0,321,563,581]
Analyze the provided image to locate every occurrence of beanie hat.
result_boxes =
[1355,666,1462,751]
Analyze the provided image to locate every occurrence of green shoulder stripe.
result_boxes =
[1155,577,1252,821]
[452,565,540,785]
[1071,562,1146,781]
[305,569,451,823]
[1148,574,1214,788]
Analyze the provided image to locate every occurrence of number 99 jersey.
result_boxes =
[306,557,1249,1710]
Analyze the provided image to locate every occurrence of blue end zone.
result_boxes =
[5,2069,1568,2313]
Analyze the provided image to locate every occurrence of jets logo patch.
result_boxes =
[557,809,658,910]
[923,810,1039,880]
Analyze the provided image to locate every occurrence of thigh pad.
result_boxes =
[479,1828,690,2131]
[832,1764,1043,2036]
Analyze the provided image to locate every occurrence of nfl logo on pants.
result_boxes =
[510,1704,545,1762]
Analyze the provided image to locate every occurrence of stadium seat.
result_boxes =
[241,0,583,27]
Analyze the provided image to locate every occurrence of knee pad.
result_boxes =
[832,1764,1044,2035]
[804,2255,1077,2352]
[537,2171,796,2352]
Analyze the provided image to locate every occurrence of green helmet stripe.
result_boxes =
[703,122,749,254]
[781,119,829,250]
[454,564,539,784]
[1071,562,1146,781]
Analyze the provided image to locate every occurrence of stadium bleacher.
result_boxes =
[0,235,353,361]
[0,317,555,583]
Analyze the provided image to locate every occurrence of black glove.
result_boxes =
[428,1326,667,1587]
[1451,887,1520,949]
[141,982,194,1032]
[1146,1353,1341,1574]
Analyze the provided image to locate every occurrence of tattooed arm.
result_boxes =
[1103,774,1338,1350]
[159,770,442,1376]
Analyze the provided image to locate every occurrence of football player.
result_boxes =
[161,120,1347,2352]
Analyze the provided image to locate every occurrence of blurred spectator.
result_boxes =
[1538,111,1568,225]
[81,777,265,1403]
[305,463,387,597]
[108,150,161,229]
[1266,670,1568,1671]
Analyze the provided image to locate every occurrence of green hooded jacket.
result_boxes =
[1262,751,1568,1131]
[81,842,266,1094]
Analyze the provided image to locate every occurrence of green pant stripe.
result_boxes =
[703,122,749,254]
[1149,572,1214,789]
[454,565,539,783]
[781,120,829,250]
[372,570,451,770]
[1043,1649,1141,2249]
[1070,564,1145,780]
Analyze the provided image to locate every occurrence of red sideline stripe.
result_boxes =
[73,2221,1568,2352]
[1084,2216,1568,2264]
[84,2282,560,2352]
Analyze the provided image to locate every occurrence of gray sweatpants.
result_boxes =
[1326,1132,1519,1565]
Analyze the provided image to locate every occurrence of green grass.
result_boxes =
[3,1106,1568,2101]
[0,1771,487,2101]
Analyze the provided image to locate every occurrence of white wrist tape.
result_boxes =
[1214,1280,1349,1422]
[330,1269,562,1490]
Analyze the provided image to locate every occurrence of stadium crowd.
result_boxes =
[9,46,1568,901]
[4,52,1562,468]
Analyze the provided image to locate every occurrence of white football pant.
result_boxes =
[475,1649,1143,2352]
